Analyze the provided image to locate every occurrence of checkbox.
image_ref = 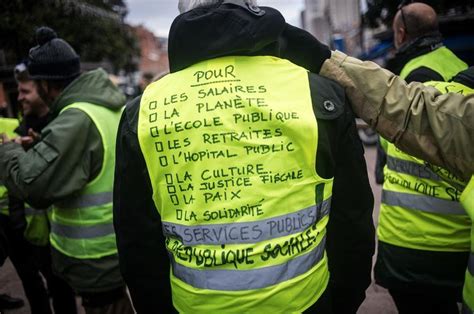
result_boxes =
[167,185,176,194]
[155,142,163,152]
[149,113,158,123]
[159,156,168,167]
[149,101,157,110]
[150,126,159,137]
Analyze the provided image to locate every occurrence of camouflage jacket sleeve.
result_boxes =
[320,51,474,181]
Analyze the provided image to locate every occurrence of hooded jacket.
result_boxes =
[0,68,126,293]
[114,3,374,313]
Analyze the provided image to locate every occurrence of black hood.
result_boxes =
[168,2,286,72]
[452,67,474,89]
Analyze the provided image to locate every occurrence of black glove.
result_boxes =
[279,24,331,73]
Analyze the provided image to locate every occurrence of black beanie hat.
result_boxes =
[28,27,80,80]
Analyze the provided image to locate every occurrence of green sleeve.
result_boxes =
[0,109,103,208]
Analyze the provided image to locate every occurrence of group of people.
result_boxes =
[0,26,133,313]
[0,0,472,313]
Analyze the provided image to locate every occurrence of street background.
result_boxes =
[0,146,398,314]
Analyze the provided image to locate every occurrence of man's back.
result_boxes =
[114,2,374,313]
[138,55,333,312]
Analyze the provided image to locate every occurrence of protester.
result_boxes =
[0,27,133,314]
[375,2,467,184]
[115,0,374,313]
[388,3,467,82]
[375,70,472,314]
[422,69,474,314]
[369,4,470,313]
[1,62,79,314]
[302,18,474,314]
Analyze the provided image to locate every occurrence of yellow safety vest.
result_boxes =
[378,80,473,253]
[0,117,19,138]
[378,143,470,251]
[380,50,468,251]
[400,46,467,81]
[24,206,51,246]
[138,56,333,313]
[50,103,122,259]
[0,118,19,216]
[462,177,474,313]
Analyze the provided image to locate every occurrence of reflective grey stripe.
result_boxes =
[387,156,440,181]
[51,222,115,239]
[382,190,466,215]
[162,199,331,245]
[171,235,326,291]
[55,191,112,209]
[469,253,474,276]
[462,302,474,314]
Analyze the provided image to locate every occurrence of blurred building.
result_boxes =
[133,25,169,76]
[302,0,362,56]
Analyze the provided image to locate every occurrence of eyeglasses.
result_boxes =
[397,0,413,35]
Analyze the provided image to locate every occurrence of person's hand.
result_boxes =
[27,128,40,142]
[14,129,40,149]
[14,136,33,147]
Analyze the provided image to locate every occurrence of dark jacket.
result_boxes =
[0,68,126,293]
[114,3,374,313]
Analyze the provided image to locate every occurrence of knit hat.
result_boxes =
[28,27,80,80]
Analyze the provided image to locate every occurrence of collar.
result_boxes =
[452,67,474,88]
[395,32,444,60]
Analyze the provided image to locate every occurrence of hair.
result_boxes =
[178,0,258,13]
[404,9,438,39]
[44,75,80,92]
[142,72,154,82]
[35,74,79,102]
[15,70,30,83]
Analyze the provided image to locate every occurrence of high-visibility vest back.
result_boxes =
[378,141,470,251]
[138,55,333,313]
[400,46,467,81]
[50,102,122,259]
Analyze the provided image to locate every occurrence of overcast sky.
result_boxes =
[125,0,305,38]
